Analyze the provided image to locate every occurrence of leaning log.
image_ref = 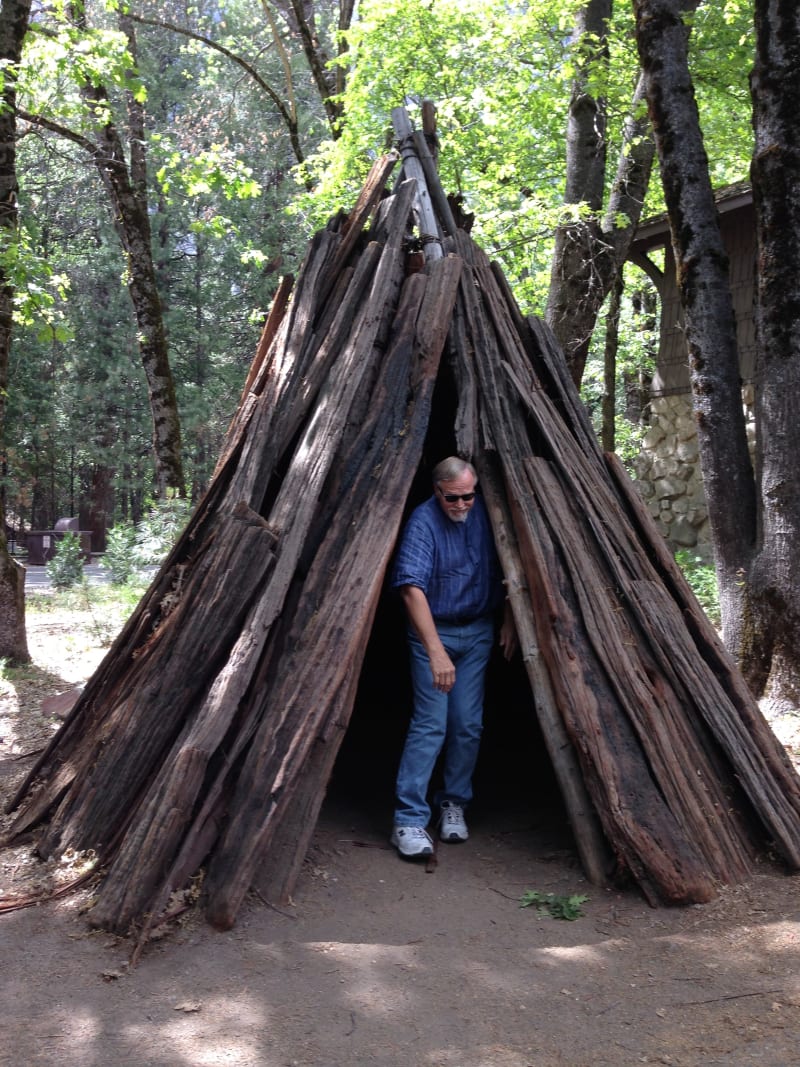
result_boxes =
[477,457,613,887]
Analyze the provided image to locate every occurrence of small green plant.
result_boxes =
[102,521,137,584]
[133,495,191,567]
[519,889,589,920]
[45,532,85,589]
[674,549,721,627]
[100,497,189,582]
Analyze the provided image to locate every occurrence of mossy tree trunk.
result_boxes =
[0,0,31,663]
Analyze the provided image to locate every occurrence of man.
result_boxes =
[390,456,516,859]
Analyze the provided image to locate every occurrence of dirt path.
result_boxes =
[2,604,800,1066]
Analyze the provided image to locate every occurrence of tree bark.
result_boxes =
[633,0,756,606]
[743,0,800,703]
[0,0,31,663]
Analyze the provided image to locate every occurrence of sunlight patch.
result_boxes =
[125,994,265,1066]
[536,941,618,964]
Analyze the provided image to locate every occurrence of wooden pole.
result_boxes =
[391,106,444,261]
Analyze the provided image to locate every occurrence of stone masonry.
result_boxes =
[632,386,756,561]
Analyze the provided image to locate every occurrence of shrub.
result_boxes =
[133,495,191,567]
[100,497,191,583]
[102,522,137,584]
[45,533,85,589]
[674,549,721,627]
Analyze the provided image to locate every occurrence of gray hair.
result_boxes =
[432,456,477,486]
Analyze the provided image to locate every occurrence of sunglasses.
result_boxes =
[439,490,476,503]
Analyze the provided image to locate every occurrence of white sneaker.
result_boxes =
[439,801,468,842]
[390,825,434,858]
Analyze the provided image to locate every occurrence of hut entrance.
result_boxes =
[325,381,570,852]
[327,589,569,847]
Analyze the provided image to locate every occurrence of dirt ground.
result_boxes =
[2,600,800,1067]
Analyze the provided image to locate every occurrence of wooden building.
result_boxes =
[627,181,756,396]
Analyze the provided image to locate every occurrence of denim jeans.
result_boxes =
[394,616,495,827]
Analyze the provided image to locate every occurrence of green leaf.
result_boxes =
[519,889,589,920]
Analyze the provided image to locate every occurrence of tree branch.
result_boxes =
[603,70,656,257]
[282,0,341,131]
[15,107,97,156]
[259,0,298,128]
[127,11,305,165]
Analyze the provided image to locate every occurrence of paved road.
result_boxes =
[24,563,110,589]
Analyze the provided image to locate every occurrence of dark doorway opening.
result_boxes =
[323,358,574,858]
[325,561,573,857]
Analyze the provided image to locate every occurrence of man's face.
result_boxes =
[435,470,477,524]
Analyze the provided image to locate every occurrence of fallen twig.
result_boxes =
[0,868,99,913]
[675,988,784,1007]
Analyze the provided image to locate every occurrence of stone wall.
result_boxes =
[632,386,756,560]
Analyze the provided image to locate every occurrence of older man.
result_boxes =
[390,456,516,859]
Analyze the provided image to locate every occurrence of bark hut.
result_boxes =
[4,109,800,943]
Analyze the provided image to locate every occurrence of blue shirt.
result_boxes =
[391,494,503,620]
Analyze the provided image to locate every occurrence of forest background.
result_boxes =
[1,0,798,704]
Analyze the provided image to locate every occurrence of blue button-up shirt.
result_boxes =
[391,494,503,621]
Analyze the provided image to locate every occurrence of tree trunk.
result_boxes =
[545,0,612,383]
[601,269,624,452]
[91,110,184,497]
[0,0,31,663]
[743,0,800,704]
[632,0,757,619]
[545,11,658,387]
[274,0,349,133]
[634,0,800,704]
[69,3,184,497]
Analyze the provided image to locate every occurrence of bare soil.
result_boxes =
[2,596,800,1067]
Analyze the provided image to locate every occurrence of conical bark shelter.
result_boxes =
[5,111,800,942]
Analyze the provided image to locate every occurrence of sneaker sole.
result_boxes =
[390,834,434,859]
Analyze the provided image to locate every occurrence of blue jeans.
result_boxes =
[394,617,495,827]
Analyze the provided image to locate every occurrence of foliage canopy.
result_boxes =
[3,0,756,534]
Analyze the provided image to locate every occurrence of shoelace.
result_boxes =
[403,826,431,840]
[441,806,463,825]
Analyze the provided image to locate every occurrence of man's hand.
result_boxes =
[429,647,456,693]
[399,585,457,692]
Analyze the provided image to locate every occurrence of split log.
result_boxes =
[5,158,415,859]
[477,456,613,886]
[9,184,414,858]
